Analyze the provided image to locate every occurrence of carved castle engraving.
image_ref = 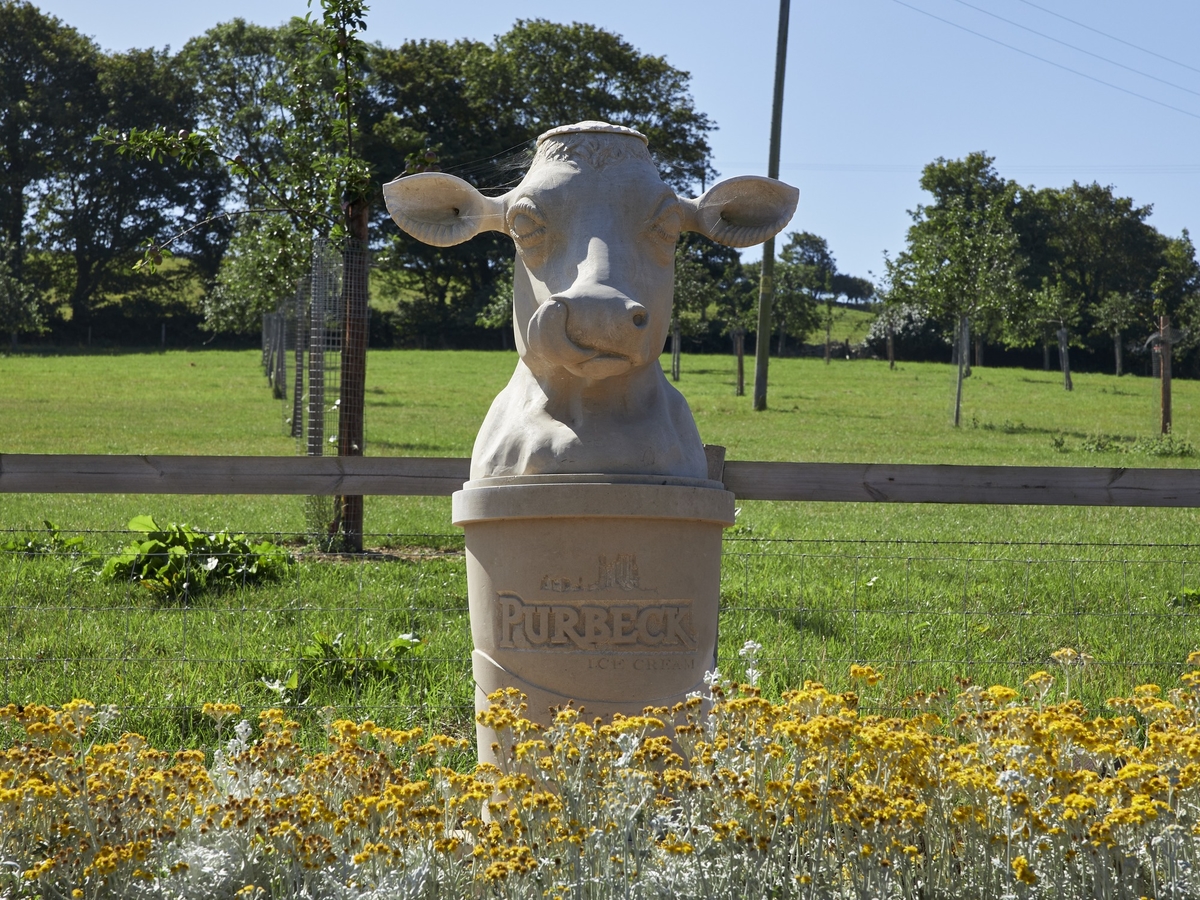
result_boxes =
[539,553,651,593]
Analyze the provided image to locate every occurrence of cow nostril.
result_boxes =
[632,312,647,327]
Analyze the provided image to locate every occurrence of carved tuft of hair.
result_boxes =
[535,133,653,171]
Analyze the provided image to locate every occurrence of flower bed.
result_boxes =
[2,653,1200,899]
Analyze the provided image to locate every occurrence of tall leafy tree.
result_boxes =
[669,239,723,379]
[467,19,715,191]
[1092,291,1141,377]
[1028,278,1083,391]
[1025,182,1162,383]
[37,47,215,332]
[173,17,306,283]
[1151,230,1200,332]
[775,232,830,359]
[366,36,517,346]
[889,154,1024,424]
[178,18,298,205]
[0,1,98,287]
[699,237,756,393]
[1145,231,1200,433]
[370,20,717,342]
[0,238,46,345]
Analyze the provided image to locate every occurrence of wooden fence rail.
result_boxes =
[3,454,1200,507]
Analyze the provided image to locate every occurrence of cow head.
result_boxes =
[383,122,798,383]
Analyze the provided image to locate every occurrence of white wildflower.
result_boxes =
[615,732,639,767]
[996,769,1028,794]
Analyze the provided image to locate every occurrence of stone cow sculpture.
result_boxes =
[383,121,798,481]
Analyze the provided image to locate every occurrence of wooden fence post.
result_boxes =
[1161,314,1173,435]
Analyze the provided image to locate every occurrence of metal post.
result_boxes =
[734,328,745,396]
[307,256,326,458]
[292,288,305,439]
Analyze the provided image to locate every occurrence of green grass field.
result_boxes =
[1,348,1198,747]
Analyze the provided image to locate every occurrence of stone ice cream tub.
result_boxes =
[454,474,733,763]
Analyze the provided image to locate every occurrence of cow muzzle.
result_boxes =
[526,289,651,380]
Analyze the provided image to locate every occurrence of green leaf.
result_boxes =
[127,515,159,534]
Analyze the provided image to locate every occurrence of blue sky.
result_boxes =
[35,0,1200,282]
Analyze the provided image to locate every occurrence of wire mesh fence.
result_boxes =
[260,238,377,546]
[259,238,346,450]
[2,528,1198,747]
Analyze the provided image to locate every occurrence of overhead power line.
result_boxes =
[1013,0,1200,77]
[889,0,1200,122]
[950,0,1200,100]
[760,163,1200,175]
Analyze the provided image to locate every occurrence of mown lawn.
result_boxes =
[1,348,1197,746]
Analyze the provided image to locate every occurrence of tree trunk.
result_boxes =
[974,334,983,368]
[777,321,786,357]
[1113,329,1123,377]
[734,328,745,396]
[953,315,967,427]
[1057,326,1073,392]
[336,202,370,552]
[1042,339,1050,371]
[1161,314,1172,435]
[671,316,681,381]
[271,315,286,399]
[886,325,895,370]
[962,317,971,378]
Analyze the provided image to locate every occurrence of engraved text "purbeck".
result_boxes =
[496,594,696,650]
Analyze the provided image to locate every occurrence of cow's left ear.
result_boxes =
[680,176,799,248]
[383,173,507,247]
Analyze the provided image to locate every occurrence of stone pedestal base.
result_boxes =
[453,475,735,766]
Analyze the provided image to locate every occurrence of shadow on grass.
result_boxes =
[791,608,840,640]
[370,440,455,453]
[975,419,1096,439]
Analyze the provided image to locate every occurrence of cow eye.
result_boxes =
[647,208,681,244]
[508,205,546,243]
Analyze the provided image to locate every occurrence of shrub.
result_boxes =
[100,515,292,598]
[0,520,85,556]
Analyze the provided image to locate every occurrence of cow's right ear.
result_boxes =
[383,173,507,247]
[680,175,799,248]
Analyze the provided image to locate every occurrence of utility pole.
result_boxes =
[752,0,790,411]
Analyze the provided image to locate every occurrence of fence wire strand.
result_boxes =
[2,530,1198,745]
